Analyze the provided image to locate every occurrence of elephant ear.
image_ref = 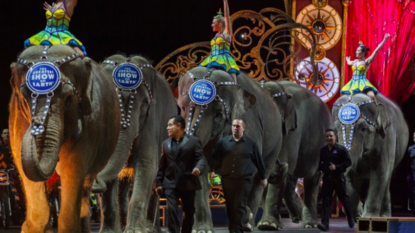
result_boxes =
[80,57,93,116]
[231,87,256,120]
[376,104,389,139]
[283,94,297,134]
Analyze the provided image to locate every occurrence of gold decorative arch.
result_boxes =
[155,7,319,85]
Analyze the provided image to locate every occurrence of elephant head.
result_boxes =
[94,55,160,183]
[332,93,388,162]
[177,67,256,146]
[263,81,297,135]
[12,45,95,181]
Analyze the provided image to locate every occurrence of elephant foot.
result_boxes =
[243,222,254,232]
[99,226,119,233]
[124,230,143,233]
[146,220,162,233]
[192,223,214,233]
[301,220,318,229]
[92,178,107,193]
[257,215,284,230]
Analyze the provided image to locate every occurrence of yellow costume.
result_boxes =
[24,1,86,55]
[341,60,378,95]
[200,33,240,75]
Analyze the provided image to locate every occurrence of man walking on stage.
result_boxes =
[317,129,355,231]
[210,118,267,233]
[156,115,206,233]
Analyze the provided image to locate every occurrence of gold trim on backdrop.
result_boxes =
[340,0,349,89]
[154,42,210,85]
[156,7,318,84]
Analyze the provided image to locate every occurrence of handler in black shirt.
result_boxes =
[210,119,267,233]
[317,129,354,231]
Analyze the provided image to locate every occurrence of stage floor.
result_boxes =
[5,217,355,233]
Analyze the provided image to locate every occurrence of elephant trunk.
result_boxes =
[96,128,138,183]
[21,113,63,182]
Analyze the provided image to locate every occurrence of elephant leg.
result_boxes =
[80,177,94,233]
[124,157,157,233]
[100,179,122,233]
[244,174,266,232]
[257,182,285,230]
[283,175,303,224]
[193,170,214,233]
[379,176,392,217]
[59,172,85,233]
[346,173,363,220]
[257,161,290,230]
[362,168,390,216]
[146,189,162,233]
[20,180,52,233]
[119,178,132,230]
[301,173,320,228]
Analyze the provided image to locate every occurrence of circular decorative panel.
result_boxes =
[296,4,342,50]
[294,57,340,102]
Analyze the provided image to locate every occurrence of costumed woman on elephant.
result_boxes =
[199,0,240,84]
[24,0,87,56]
[341,33,390,103]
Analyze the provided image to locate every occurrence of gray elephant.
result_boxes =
[256,81,332,230]
[332,93,408,218]
[92,55,177,233]
[9,45,120,233]
[177,67,283,233]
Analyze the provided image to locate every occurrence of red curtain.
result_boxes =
[345,0,415,103]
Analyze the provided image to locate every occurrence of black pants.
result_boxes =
[164,188,196,233]
[222,176,252,233]
[321,176,353,227]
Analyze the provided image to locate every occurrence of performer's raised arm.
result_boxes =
[345,56,354,66]
[64,0,77,17]
[223,0,232,41]
[365,33,390,67]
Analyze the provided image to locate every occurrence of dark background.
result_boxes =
[0,0,414,212]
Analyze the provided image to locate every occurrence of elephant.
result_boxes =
[332,93,408,218]
[177,67,283,233]
[9,45,120,233]
[92,55,177,233]
[257,81,333,230]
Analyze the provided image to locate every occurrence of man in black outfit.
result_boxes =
[210,119,267,233]
[317,129,355,231]
[156,115,206,233]
[408,132,415,216]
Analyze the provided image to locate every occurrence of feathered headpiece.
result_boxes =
[216,8,223,17]
[359,41,365,48]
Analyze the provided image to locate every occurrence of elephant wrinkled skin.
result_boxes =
[93,55,177,233]
[258,81,333,230]
[332,93,408,218]
[177,67,283,233]
[9,45,120,233]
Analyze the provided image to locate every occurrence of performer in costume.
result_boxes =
[24,0,86,56]
[199,0,240,84]
[341,33,390,103]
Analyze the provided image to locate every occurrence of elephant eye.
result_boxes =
[215,111,222,119]
[361,127,366,132]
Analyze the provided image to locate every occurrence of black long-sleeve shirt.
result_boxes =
[318,143,351,178]
[211,135,267,180]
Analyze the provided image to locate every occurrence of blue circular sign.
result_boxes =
[189,80,216,105]
[26,62,61,94]
[113,63,143,90]
[338,103,360,124]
